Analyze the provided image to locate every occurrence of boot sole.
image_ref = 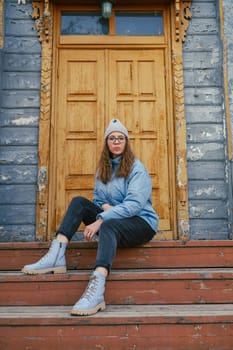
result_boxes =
[21,266,67,275]
[70,301,106,316]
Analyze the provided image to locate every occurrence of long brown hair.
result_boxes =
[97,139,135,184]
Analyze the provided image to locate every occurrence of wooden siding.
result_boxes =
[0,0,232,241]
[0,0,40,241]
[183,0,229,239]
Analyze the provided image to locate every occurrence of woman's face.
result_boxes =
[107,132,127,158]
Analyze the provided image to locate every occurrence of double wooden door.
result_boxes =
[54,48,174,235]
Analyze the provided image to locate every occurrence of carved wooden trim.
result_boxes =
[172,53,190,239]
[0,0,3,48]
[32,0,53,240]
[172,0,192,240]
[32,0,52,42]
[175,0,192,42]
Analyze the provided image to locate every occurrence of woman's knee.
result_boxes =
[100,220,116,233]
[99,220,120,241]
[70,196,86,207]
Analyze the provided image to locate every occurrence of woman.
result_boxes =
[22,119,159,316]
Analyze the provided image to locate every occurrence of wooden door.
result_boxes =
[55,48,174,235]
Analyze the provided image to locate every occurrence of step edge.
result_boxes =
[1,268,233,282]
[1,304,233,326]
[1,240,233,250]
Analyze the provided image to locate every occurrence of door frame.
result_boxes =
[32,0,192,241]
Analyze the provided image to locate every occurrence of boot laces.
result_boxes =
[81,276,98,301]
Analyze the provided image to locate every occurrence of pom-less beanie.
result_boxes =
[104,119,129,139]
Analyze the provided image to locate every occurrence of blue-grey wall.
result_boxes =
[0,0,40,241]
[0,0,231,241]
[184,0,229,239]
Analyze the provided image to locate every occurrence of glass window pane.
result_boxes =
[115,12,164,36]
[61,11,109,35]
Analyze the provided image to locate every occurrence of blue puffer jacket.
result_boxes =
[93,156,159,231]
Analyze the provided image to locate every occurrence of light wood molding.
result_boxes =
[32,0,53,240]
[175,0,192,42]
[32,0,52,42]
[32,0,192,241]
[171,0,192,240]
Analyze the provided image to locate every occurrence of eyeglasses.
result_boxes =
[107,136,126,143]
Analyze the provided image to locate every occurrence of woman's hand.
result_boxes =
[102,203,112,211]
[84,218,103,241]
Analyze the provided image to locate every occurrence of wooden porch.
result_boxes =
[0,240,233,349]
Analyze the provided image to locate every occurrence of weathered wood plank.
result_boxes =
[5,1,33,19]
[189,220,229,240]
[1,241,233,270]
[187,124,223,142]
[1,304,233,321]
[0,127,38,145]
[0,225,35,242]
[0,305,233,350]
[2,72,40,89]
[1,91,40,108]
[0,165,37,184]
[3,53,41,71]
[5,19,38,36]
[188,18,218,35]
[0,185,36,203]
[189,200,228,219]
[191,2,216,18]
[0,146,38,164]
[183,34,219,51]
[186,105,223,124]
[0,204,36,224]
[187,143,224,161]
[185,87,222,105]
[1,268,233,306]
[184,52,221,69]
[0,109,39,127]
[188,181,227,200]
[188,161,225,180]
[184,69,221,86]
[3,36,41,53]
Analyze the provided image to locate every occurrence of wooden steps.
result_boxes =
[0,241,233,349]
[1,305,233,350]
[1,268,233,306]
[1,240,233,270]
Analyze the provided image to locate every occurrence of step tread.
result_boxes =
[1,304,233,325]
[2,241,233,271]
[1,240,233,249]
[2,268,233,307]
[1,267,233,281]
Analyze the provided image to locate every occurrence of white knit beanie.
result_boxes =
[104,119,128,139]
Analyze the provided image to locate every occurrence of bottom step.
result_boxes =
[0,304,233,350]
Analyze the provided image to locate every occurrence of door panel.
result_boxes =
[56,48,173,233]
[108,50,170,231]
[56,50,105,226]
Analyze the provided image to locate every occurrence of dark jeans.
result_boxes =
[56,196,155,272]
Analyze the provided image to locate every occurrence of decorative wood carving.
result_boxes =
[173,53,190,239]
[175,0,192,42]
[32,0,53,240]
[32,0,51,42]
[172,0,193,240]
